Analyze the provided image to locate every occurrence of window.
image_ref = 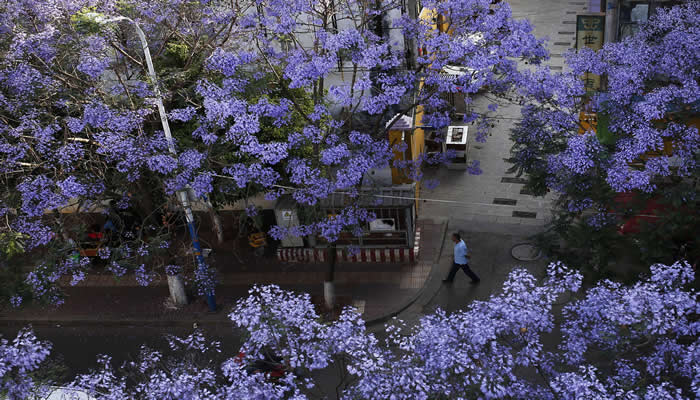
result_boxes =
[619,2,648,40]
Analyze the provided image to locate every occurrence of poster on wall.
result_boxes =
[576,14,605,92]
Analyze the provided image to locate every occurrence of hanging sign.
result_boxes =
[576,14,605,92]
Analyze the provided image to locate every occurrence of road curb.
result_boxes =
[366,217,448,328]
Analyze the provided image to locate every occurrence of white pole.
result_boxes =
[92,15,216,310]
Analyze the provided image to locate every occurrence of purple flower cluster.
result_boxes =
[0,328,51,399]
[164,264,182,276]
[108,261,127,278]
[194,260,218,297]
[77,54,110,79]
[9,295,22,308]
[512,1,699,205]
[134,264,154,286]
[5,261,699,399]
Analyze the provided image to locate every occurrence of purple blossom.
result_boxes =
[97,247,111,260]
[134,264,153,286]
[168,107,198,122]
[70,269,86,286]
[5,261,699,398]
[320,144,350,165]
[9,295,22,308]
[57,176,87,199]
[245,204,258,217]
[194,260,217,297]
[467,160,482,175]
[65,117,85,133]
[164,264,182,276]
[108,261,127,277]
[0,328,51,399]
[77,54,110,79]
[136,245,149,257]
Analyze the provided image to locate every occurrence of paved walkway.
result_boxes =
[372,219,552,333]
[420,0,594,228]
[373,0,593,331]
[0,219,447,328]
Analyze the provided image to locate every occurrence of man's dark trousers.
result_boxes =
[445,262,480,282]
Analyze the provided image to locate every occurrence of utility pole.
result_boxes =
[90,14,217,311]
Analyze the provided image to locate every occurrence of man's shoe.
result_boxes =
[469,280,481,285]
[442,279,452,283]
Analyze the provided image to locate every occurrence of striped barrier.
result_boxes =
[277,247,416,263]
[277,227,422,263]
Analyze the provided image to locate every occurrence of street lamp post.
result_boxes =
[90,14,217,311]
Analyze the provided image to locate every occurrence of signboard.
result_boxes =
[446,126,468,145]
[281,210,293,221]
[578,112,597,134]
[576,14,605,92]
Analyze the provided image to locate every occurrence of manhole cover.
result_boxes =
[511,243,542,261]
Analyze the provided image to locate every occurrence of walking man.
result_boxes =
[443,232,480,284]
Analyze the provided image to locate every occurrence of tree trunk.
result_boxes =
[324,244,337,310]
[167,274,188,306]
[207,201,224,245]
[192,190,224,245]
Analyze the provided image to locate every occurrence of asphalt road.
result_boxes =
[0,323,243,379]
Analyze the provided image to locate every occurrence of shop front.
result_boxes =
[276,184,420,263]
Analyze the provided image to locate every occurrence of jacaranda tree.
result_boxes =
[1,0,550,307]
[2,261,697,399]
[508,2,699,276]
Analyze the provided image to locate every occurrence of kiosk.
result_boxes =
[443,125,469,170]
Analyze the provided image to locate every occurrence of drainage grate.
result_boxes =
[493,198,517,206]
[568,2,585,5]
[554,42,572,46]
[566,11,577,14]
[558,31,575,35]
[520,187,534,195]
[501,177,528,184]
[550,53,562,57]
[562,21,576,24]
[511,243,543,261]
[513,211,537,219]
[551,66,563,70]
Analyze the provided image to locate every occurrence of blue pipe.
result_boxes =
[186,219,217,311]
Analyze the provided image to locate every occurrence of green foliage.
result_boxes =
[70,7,104,34]
[0,231,27,260]
[535,217,627,283]
[205,72,317,207]
[115,0,136,15]
[164,42,190,64]
[633,185,699,267]
[595,112,614,146]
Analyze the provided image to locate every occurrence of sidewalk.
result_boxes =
[374,219,552,332]
[0,218,448,328]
